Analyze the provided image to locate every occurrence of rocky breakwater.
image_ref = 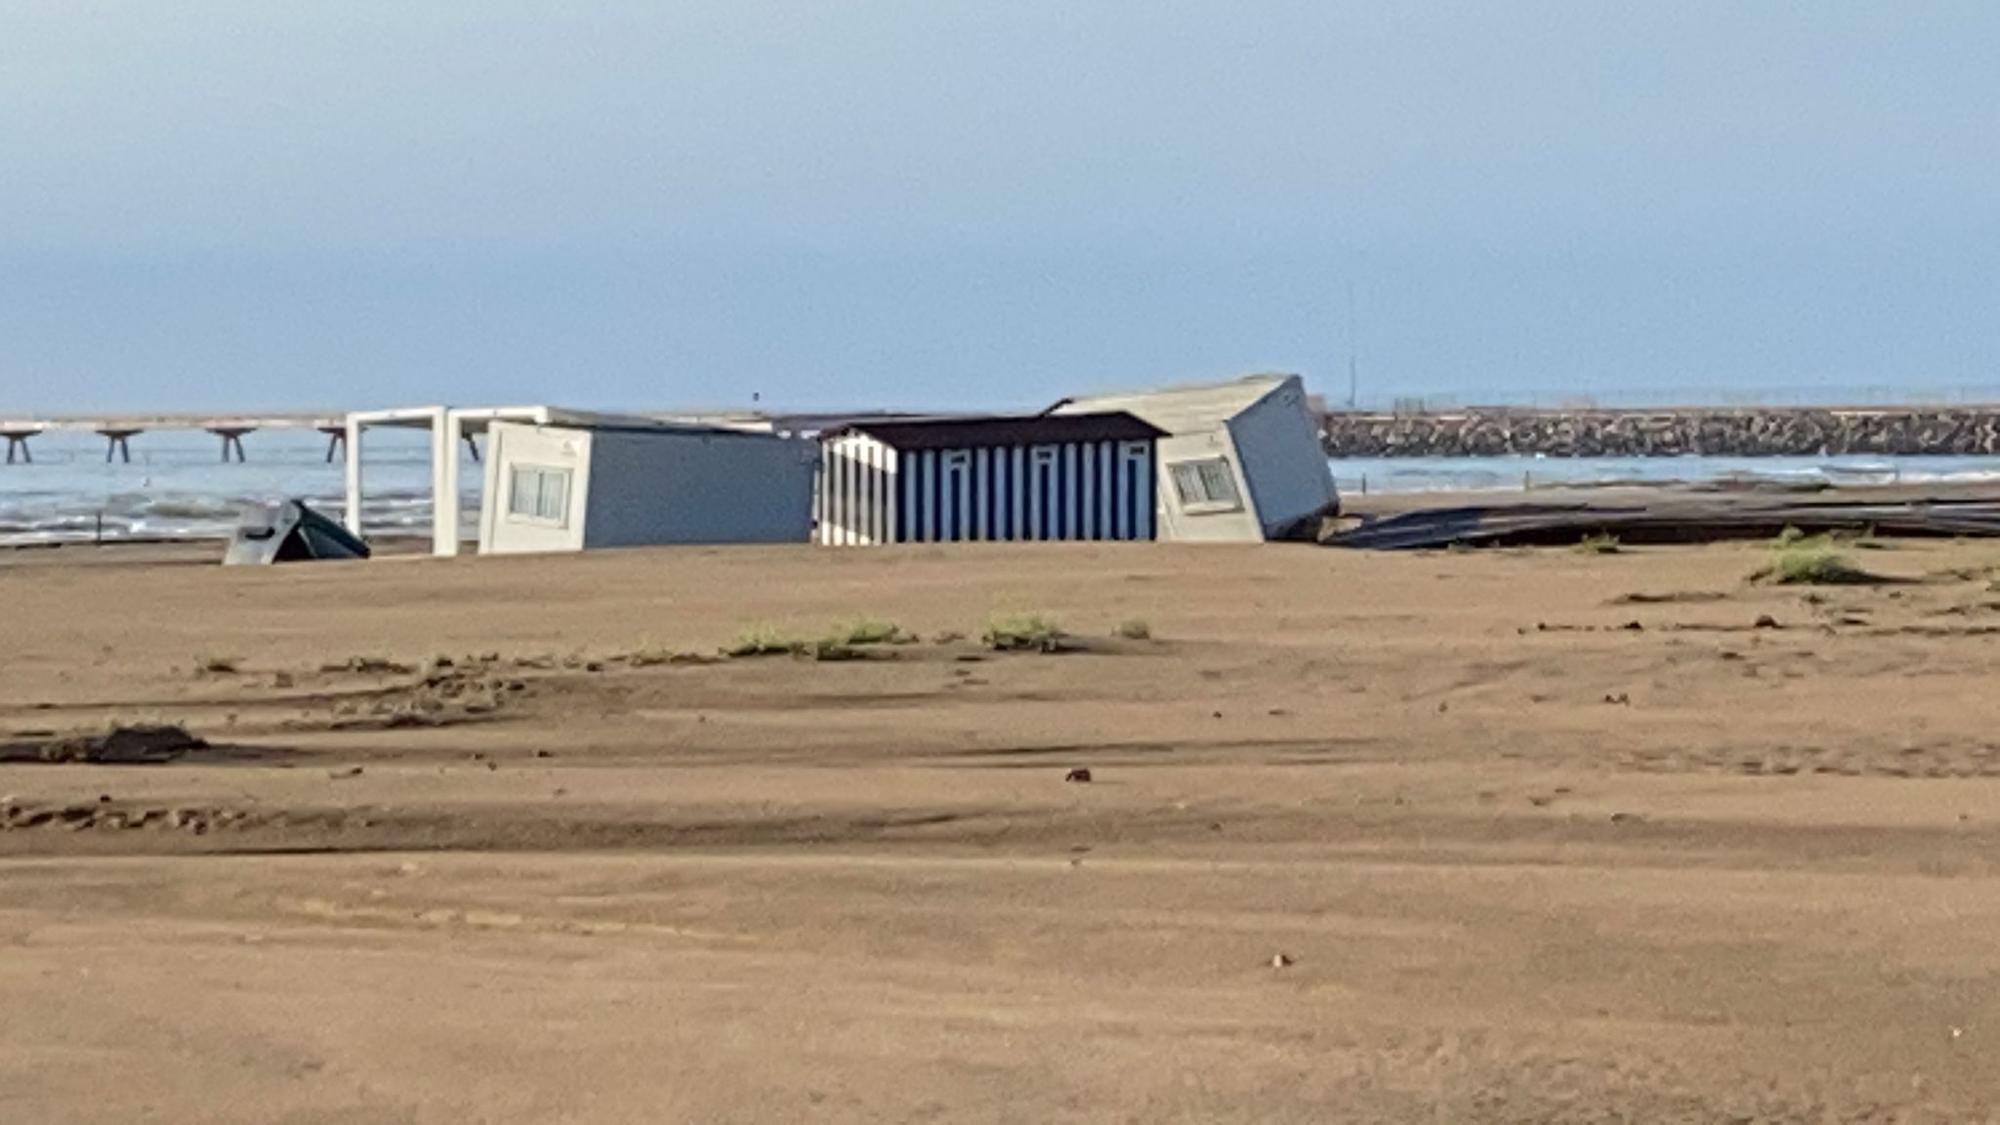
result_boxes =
[1321,407,2000,458]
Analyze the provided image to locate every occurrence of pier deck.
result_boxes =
[0,413,347,464]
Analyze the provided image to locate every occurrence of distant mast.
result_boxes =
[1345,282,1359,409]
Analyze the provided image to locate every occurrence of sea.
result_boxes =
[4,427,2000,546]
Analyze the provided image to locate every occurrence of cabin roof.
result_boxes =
[1047,373,1300,434]
[827,411,1164,451]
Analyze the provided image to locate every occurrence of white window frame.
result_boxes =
[507,463,573,527]
[1167,456,1243,515]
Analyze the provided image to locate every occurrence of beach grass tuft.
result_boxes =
[983,612,1065,653]
[1574,532,1622,555]
[627,641,677,667]
[1113,618,1153,641]
[726,625,801,658]
[1754,548,1887,586]
[830,619,908,646]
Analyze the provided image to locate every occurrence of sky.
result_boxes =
[2,1,1995,414]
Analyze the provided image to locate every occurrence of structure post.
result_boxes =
[210,428,250,463]
[100,430,137,463]
[322,427,346,463]
[343,416,364,536]
[2,432,30,465]
[432,407,459,557]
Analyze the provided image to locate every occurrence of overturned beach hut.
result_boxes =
[816,413,1164,545]
[479,419,817,555]
[1049,374,1338,542]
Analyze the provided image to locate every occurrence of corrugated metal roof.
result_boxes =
[828,412,1164,451]
[509,415,792,439]
[1048,374,1300,434]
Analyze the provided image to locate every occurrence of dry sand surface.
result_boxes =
[5,540,2000,1122]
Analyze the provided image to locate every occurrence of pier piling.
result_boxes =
[209,428,251,463]
[98,430,139,464]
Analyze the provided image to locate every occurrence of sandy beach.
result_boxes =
[4,538,2000,1121]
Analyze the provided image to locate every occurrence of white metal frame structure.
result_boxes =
[343,405,666,556]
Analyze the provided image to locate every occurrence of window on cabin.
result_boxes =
[1167,457,1242,513]
[507,464,572,525]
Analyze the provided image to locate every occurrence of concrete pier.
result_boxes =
[1321,405,2000,458]
[0,414,343,466]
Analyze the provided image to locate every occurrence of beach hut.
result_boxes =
[478,419,817,555]
[815,413,1165,545]
[1048,374,1338,542]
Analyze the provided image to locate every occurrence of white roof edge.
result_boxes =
[1054,372,1299,405]
[1048,374,1306,426]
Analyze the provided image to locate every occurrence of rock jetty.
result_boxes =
[1320,407,2000,458]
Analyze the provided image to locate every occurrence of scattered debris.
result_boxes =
[323,656,415,676]
[1270,953,1294,969]
[3,724,208,765]
[222,500,371,565]
[1754,614,1781,629]
[1610,591,1727,605]
[1064,768,1093,784]
[329,766,364,779]
[1330,498,2000,551]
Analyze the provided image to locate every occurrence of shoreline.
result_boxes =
[10,478,2000,568]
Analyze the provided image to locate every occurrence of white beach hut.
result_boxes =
[1048,374,1337,542]
[477,418,817,554]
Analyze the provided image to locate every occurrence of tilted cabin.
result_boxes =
[1049,374,1338,542]
[479,419,817,554]
[816,413,1165,545]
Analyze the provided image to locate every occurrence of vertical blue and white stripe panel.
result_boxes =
[817,433,900,546]
[818,436,1156,545]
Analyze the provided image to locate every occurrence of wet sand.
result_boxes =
[4,540,1999,1121]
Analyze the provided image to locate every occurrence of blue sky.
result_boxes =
[2,1,1994,413]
